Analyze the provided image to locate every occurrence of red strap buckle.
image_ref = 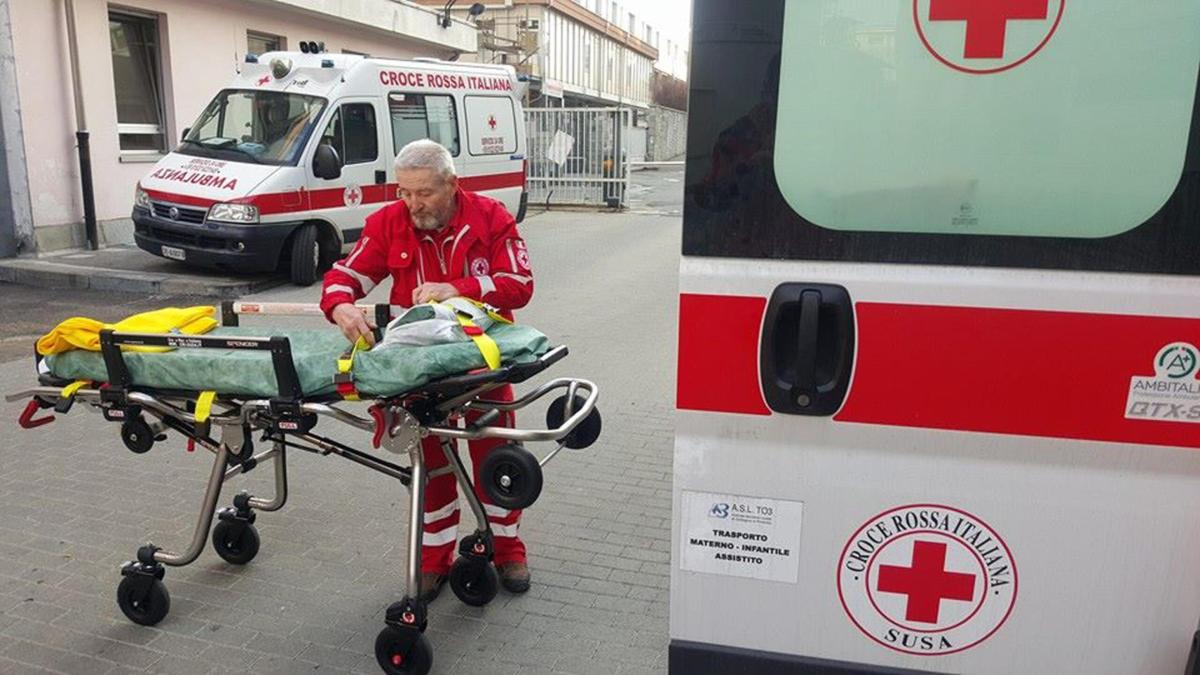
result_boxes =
[18,399,55,429]
[461,324,483,337]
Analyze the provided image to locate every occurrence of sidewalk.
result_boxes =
[0,246,284,298]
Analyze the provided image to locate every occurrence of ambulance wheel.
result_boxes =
[120,417,155,454]
[116,576,170,626]
[448,556,499,607]
[375,627,433,675]
[480,444,542,510]
[289,223,320,286]
[546,395,602,450]
[211,520,260,565]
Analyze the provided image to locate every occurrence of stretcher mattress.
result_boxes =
[43,325,550,398]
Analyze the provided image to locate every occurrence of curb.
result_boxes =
[0,259,283,298]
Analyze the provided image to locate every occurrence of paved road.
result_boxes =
[0,173,682,674]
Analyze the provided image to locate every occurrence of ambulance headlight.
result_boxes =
[207,203,259,224]
[134,187,152,211]
[270,57,293,80]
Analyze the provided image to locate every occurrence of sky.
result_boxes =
[623,0,692,44]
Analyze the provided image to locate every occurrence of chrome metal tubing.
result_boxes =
[248,442,288,512]
[222,447,279,481]
[442,439,489,532]
[153,443,230,566]
[406,442,426,599]
[429,379,598,443]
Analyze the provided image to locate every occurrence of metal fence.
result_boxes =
[525,107,631,207]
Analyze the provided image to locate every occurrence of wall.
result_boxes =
[647,104,686,161]
[10,0,469,251]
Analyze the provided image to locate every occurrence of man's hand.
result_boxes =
[331,303,376,347]
[412,282,459,305]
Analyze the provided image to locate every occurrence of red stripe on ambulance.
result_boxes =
[141,171,525,217]
[677,294,1200,448]
[677,293,770,415]
[835,303,1200,448]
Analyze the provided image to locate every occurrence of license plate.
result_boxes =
[161,245,186,261]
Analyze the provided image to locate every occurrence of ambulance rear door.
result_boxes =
[461,88,525,216]
[672,1,1200,673]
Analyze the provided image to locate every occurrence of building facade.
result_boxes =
[423,0,657,110]
[0,0,476,255]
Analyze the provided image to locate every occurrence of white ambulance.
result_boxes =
[675,1,1200,674]
[133,46,528,285]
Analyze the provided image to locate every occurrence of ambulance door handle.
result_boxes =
[793,290,820,395]
[760,283,855,416]
[374,170,386,185]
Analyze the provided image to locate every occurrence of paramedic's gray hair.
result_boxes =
[394,139,457,181]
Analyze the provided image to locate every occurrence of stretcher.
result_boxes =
[7,301,602,675]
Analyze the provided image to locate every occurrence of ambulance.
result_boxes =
[674,1,1200,674]
[132,45,528,285]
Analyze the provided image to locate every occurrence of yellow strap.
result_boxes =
[336,336,371,401]
[195,391,216,424]
[60,380,88,398]
[454,314,502,370]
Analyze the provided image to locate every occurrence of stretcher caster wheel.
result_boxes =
[448,556,499,606]
[547,394,602,449]
[116,575,170,626]
[212,519,260,565]
[121,417,155,454]
[375,626,433,675]
[480,444,543,510]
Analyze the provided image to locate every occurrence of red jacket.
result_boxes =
[320,188,533,322]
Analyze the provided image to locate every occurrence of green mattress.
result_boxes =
[44,325,551,398]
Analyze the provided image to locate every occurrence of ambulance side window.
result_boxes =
[319,103,378,166]
[388,93,460,157]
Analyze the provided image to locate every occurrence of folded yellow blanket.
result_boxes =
[37,306,218,356]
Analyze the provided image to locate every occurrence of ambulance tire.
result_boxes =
[480,444,543,510]
[289,224,320,286]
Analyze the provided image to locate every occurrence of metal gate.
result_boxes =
[525,107,631,207]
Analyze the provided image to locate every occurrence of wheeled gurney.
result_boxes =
[6,301,602,675]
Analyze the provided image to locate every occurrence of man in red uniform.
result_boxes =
[320,139,534,599]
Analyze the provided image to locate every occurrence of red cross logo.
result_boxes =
[257,75,271,86]
[930,0,1048,59]
[876,540,976,624]
[487,115,497,130]
[914,0,1064,75]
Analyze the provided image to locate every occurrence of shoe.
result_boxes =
[496,561,531,594]
[419,571,447,602]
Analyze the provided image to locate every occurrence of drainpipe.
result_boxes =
[64,0,97,250]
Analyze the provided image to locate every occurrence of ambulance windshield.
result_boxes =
[179,90,326,166]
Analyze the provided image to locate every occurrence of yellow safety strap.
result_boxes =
[454,313,502,370]
[60,380,88,399]
[335,336,371,401]
[195,391,216,424]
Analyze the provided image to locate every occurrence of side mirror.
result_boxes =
[180,127,190,143]
[313,144,342,180]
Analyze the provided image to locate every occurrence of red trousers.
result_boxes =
[420,385,526,574]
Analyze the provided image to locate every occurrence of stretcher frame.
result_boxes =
[7,301,600,674]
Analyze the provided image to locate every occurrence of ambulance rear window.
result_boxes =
[773,2,1200,238]
[464,96,517,156]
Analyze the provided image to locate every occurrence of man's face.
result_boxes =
[397,168,458,231]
